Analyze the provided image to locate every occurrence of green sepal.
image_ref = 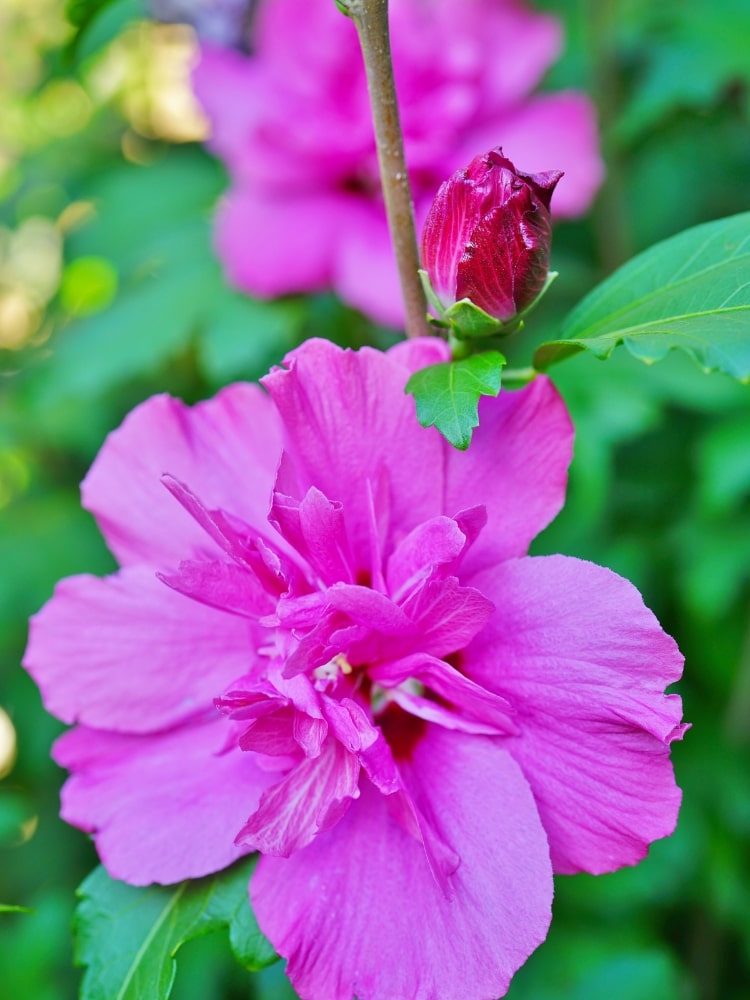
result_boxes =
[443,299,504,339]
[420,268,558,340]
[419,268,449,318]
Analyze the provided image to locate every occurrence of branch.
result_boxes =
[346,0,429,337]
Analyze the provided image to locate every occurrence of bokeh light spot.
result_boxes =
[0,707,18,780]
[60,256,119,316]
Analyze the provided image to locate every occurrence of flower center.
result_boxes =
[159,477,516,754]
[312,653,354,684]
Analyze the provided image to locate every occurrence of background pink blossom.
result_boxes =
[25,339,685,1000]
[193,0,604,327]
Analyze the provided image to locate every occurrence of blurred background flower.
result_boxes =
[1,0,750,998]
[190,0,603,326]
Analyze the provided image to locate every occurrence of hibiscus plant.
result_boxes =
[11,1,750,1000]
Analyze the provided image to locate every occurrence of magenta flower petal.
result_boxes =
[385,335,450,373]
[192,45,267,173]
[327,584,415,634]
[55,717,273,885]
[24,567,252,733]
[444,375,574,575]
[251,728,552,1000]
[330,200,409,329]
[465,555,686,874]
[158,558,276,619]
[82,384,281,568]
[385,514,468,597]
[324,698,400,795]
[262,338,445,566]
[398,575,495,658]
[270,487,354,588]
[372,653,517,736]
[385,686,504,736]
[473,1,562,107]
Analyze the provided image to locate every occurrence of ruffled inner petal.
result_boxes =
[372,652,517,737]
[270,487,354,587]
[235,736,361,856]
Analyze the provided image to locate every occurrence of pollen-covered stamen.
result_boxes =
[313,653,354,686]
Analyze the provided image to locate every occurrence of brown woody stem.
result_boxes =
[345,0,429,338]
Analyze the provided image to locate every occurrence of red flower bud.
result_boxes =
[421,148,563,323]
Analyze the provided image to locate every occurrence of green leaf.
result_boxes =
[534,212,750,380]
[75,857,277,1000]
[405,351,506,450]
[0,904,32,914]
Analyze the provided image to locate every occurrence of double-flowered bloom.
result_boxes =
[25,338,685,1000]
[193,0,604,327]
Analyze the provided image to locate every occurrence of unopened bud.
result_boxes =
[421,148,562,330]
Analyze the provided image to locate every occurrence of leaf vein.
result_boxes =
[115,883,187,1000]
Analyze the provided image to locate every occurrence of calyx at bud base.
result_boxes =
[421,147,562,340]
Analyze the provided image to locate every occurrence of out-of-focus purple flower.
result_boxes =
[25,338,686,1000]
[422,147,561,323]
[192,0,604,327]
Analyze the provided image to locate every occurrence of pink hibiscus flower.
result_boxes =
[25,338,685,1000]
[193,0,604,327]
